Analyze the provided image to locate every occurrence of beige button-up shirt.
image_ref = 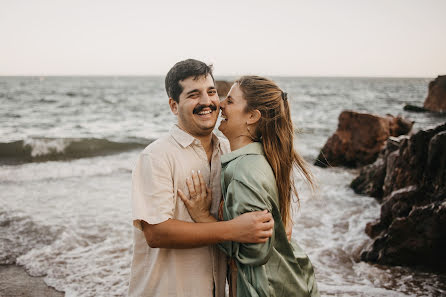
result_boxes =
[128,125,230,297]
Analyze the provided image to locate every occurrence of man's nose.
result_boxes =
[199,92,212,105]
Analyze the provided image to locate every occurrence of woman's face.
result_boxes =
[218,84,252,140]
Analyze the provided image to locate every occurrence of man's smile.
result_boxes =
[198,110,213,115]
[193,104,217,115]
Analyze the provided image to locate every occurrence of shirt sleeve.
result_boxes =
[132,152,174,230]
[218,179,275,266]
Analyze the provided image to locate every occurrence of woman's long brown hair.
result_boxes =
[236,76,315,228]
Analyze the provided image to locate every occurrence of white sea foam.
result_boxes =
[23,138,69,157]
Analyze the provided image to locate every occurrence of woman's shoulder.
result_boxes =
[228,154,275,185]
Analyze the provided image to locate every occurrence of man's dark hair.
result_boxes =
[165,59,214,102]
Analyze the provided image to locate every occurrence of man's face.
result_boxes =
[170,75,219,137]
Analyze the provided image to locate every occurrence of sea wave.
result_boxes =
[0,137,149,164]
[0,210,62,265]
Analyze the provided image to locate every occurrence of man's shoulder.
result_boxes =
[140,134,177,156]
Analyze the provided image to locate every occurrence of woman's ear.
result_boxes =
[247,109,261,125]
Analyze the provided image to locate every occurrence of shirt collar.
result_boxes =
[221,142,264,164]
[170,124,222,151]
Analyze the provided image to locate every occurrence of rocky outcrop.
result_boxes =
[351,123,446,271]
[403,104,428,113]
[350,137,400,200]
[215,81,233,98]
[424,75,446,112]
[314,111,413,168]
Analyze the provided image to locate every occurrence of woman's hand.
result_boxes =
[177,170,214,223]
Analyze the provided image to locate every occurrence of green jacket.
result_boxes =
[218,142,319,297]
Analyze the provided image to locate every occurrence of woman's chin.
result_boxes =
[218,122,228,136]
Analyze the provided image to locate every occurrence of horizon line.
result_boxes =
[0,74,438,79]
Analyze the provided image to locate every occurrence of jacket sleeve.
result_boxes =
[218,179,275,266]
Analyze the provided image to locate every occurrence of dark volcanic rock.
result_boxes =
[215,81,233,98]
[424,75,446,112]
[314,111,413,168]
[352,122,446,271]
[350,137,401,199]
[403,104,428,113]
[361,199,446,270]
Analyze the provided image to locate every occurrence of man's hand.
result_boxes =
[228,210,274,243]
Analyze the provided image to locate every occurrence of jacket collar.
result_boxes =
[221,142,263,164]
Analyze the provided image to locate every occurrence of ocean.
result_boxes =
[1,76,445,297]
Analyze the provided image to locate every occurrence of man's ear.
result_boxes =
[247,109,261,125]
[169,98,178,115]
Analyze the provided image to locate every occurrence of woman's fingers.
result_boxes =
[177,189,190,206]
[198,172,206,195]
[191,170,202,196]
[186,177,196,198]
[185,170,208,200]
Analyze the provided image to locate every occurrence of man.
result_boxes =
[128,59,274,297]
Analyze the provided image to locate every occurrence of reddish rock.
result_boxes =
[423,75,446,112]
[315,111,413,168]
[215,81,233,98]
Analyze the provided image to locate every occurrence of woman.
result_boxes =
[178,76,319,297]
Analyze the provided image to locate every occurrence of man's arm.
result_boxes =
[142,210,274,249]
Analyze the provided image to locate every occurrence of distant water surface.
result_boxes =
[1,76,445,297]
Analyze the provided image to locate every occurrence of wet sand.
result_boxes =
[0,265,64,297]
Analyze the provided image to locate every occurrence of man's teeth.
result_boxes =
[198,110,212,115]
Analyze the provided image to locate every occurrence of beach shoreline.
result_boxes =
[0,264,64,297]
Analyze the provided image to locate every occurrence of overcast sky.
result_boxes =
[1,0,445,77]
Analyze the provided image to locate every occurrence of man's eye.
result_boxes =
[208,90,217,95]
[189,93,199,98]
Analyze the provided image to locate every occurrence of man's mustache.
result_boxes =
[193,104,218,114]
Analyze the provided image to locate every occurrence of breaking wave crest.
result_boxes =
[0,137,149,164]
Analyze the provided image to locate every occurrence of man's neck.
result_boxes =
[195,134,214,163]
[176,124,214,161]
[194,133,213,151]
